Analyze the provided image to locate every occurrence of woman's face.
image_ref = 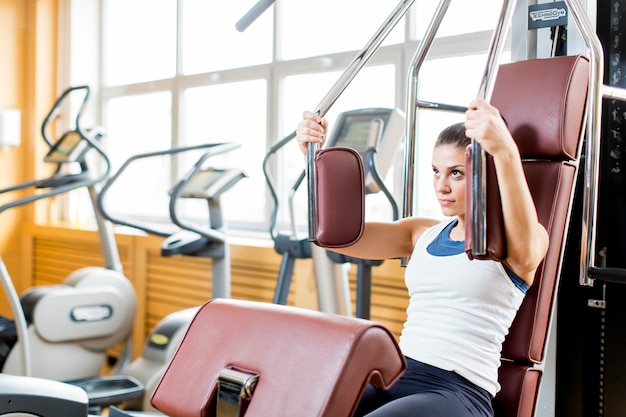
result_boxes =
[432,144,467,218]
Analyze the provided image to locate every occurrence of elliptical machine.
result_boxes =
[0,86,136,381]
[263,107,404,318]
[320,107,404,319]
[84,142,246,412]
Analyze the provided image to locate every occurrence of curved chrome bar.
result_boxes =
[566,0,605,286]
[402,0,516,261]
[235,0,276,32]
[469,0,518,257]
[602,84,626,101]
[307,0,416,241]
[263,131,296,240]
[402,0,452,231]
[0,257,30,376]
[41,85,90,149]
[168,144,242,243]
[98,143,239,238]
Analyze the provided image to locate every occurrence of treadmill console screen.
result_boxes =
[325,107,405,193]
[179,169,225,198]
[327,109,391,152]
[44,131,89,163]
[177,168,246,199]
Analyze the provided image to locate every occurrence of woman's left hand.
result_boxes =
[464,98,516,158]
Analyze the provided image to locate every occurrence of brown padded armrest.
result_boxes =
[151,298,406,417]
[314,147,365,248]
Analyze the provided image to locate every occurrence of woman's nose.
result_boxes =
[435,176,450,192]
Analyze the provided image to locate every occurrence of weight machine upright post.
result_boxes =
[564,0,605,287]
[401,0,451,266]
[470,0,518,258]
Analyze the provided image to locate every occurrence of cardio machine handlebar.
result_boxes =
[168,143,244,243]
[41,85,91,149]
[0,85,112,216]
[97,142,240,238]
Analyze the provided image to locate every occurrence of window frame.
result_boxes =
[60,0,506,238]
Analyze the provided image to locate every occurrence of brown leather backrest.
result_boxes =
[150,298,406,417]
[493,362,542,417]
[487,55,589,417]
[502,161,576,363]
[492,55,589,161]
[488,55,589,364]
[465,55,588,263]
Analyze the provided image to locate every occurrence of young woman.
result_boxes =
[295,98,549,417]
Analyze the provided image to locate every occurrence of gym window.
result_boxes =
[62,0,508,238]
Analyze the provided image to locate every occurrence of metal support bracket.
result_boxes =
[216,368,259,417]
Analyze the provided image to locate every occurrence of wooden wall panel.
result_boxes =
[346,262,409,336]
[0,0,30,306]
[230,246,293,304]
[145,251,212,333]
[32,236,131,287]
[19,225,408,358]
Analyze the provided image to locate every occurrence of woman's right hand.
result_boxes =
[296,111,328,155]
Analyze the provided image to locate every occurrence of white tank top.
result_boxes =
[398,218,526,396]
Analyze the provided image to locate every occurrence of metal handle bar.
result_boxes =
[401,0,513,264]
[40,86,111,182]
[169,144,242,242]
[0,135,109,216]
[0,176,102,216]
[97,143,239,238]
[0,87,111,215]
[306,0,416,241]
[564,0,606,286]
[417,100,468,113]
[235,0,276,32]
[469,0,518,257]
[402,0,452,246]
[401,0,513,262]
[0,258,31,376]
[262,131,296,241]
[41,85,90,149]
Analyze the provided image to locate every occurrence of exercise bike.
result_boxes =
[0,85,136,381]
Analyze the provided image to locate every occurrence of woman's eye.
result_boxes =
[451,170,464,178]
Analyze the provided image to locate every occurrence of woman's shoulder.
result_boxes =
[398,216,449,247]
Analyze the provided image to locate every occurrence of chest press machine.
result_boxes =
[148,3,595,417]
[148,2,598,417]
[0,1,619,417]
[149,64,590,417]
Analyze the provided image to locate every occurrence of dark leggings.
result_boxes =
[354,357,494,417]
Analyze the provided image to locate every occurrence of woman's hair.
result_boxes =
[434,122,470,149]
